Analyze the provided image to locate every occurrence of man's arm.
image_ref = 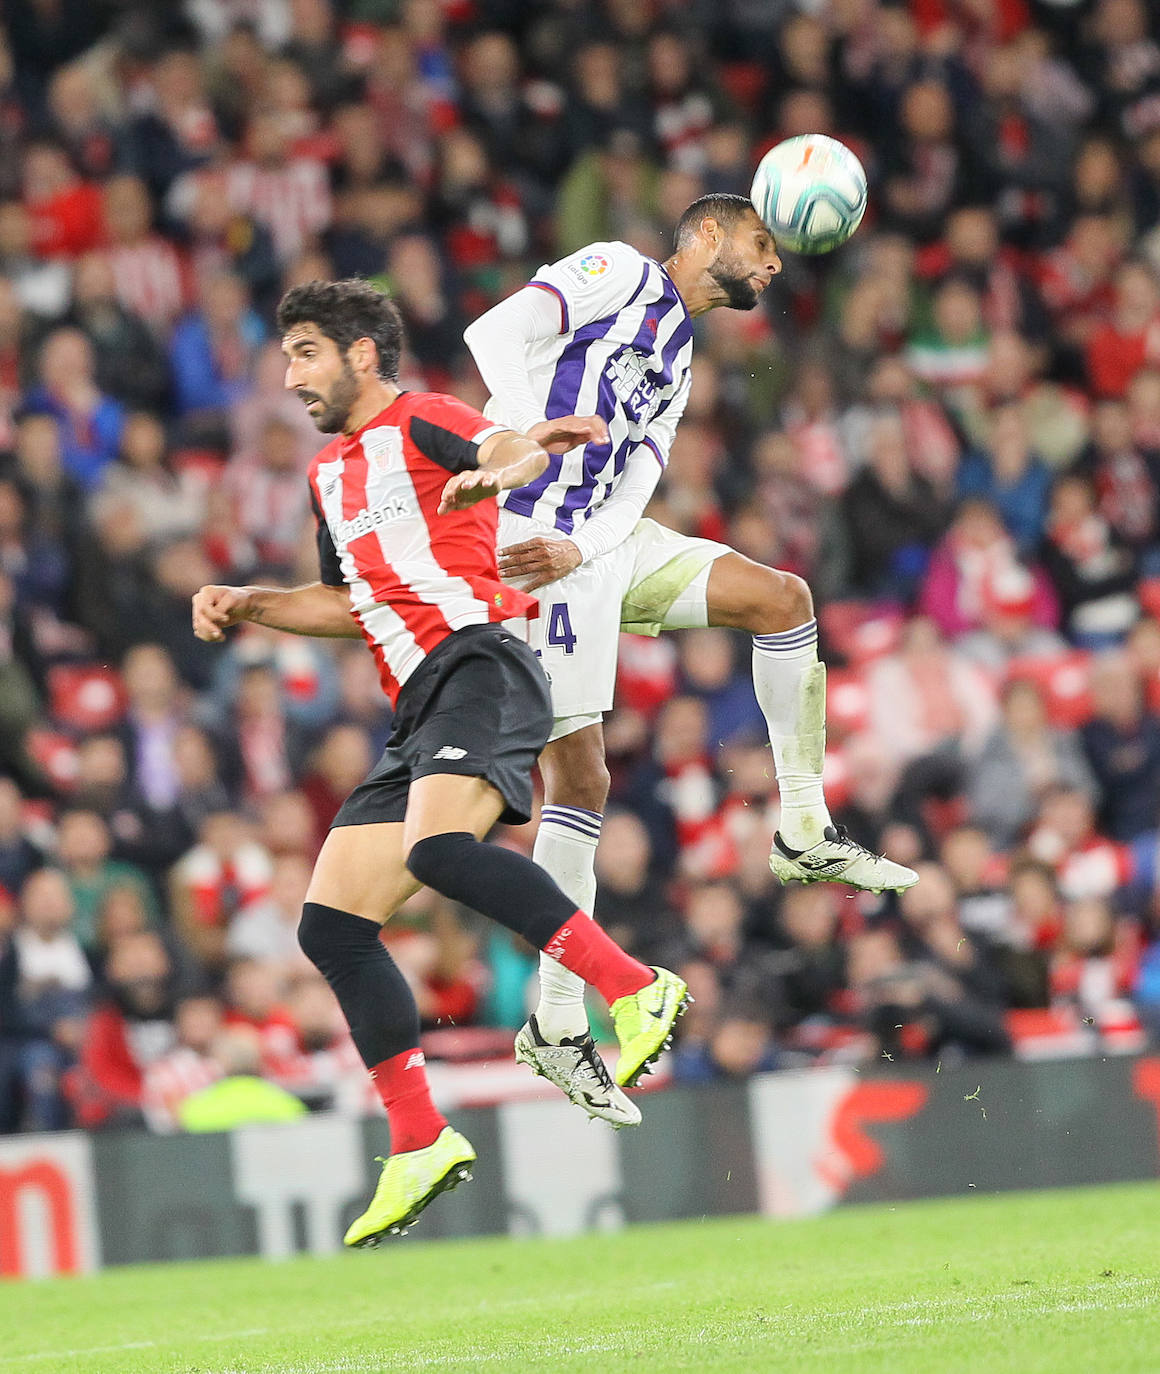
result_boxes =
[497,373,690,588]
[438,416,608,513]
[463,286,561,433]
[192,581,361,642]
[496,443,663,588]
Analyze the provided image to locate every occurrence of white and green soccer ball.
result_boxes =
[749,134,868,255]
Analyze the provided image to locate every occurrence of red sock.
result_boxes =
[544,912,654,1005]
[369,1048,448,1154]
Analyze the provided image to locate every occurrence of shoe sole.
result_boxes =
[768,855,919,895]
[514,1034,642,1129]
[346,1157,475,1249]
[616,989,692,1089]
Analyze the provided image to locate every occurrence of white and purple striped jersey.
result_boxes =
[495,241,694,535]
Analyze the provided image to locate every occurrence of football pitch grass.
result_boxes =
[5,1181,1160,1373]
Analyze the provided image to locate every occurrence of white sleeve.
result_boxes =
[529,242,648,332]
[463,286,559,434]
[566,443,663,563]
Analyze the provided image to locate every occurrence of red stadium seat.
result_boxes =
[820,600,904,665]
[826,666,871,737]
[47,663,127,732]
[1007,651,1094,728]
[24,727,80,791]
[1138,578,1160,621]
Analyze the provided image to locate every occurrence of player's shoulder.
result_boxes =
[399,390,485,424]
[544,240,654,291]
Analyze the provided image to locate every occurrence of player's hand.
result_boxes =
[192,584,251,642]
[526,414,608,455]
[439,468,503,513]
[498,536,583,590]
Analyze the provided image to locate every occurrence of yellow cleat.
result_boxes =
[609,967,690,1088]
[344,1127,476,1248]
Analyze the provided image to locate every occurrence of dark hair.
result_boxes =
[276,278,404,381]
[673,193,756,250]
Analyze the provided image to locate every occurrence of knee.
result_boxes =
[297,902,331,966]
[742,567,814,635]
[540,729,610,813]
[404,831,473,888]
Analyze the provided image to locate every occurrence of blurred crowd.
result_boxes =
[2,0,1160,1134]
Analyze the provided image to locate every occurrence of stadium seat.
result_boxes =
[825,666,871,737]
[47,664,127,732]
[819,601,904,666]
[1006,651,1095,728]
[1138,578,1160,621]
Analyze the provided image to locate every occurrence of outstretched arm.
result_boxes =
[192,581,361,642]
[438,415,608,513]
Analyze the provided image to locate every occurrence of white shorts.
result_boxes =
[497,508,729,737]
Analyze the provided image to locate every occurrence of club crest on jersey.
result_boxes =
[361,424,404,471]
[608,348,661,428]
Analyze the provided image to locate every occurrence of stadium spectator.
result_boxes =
[71,929,176,1128]
[0,868,90,1130]
[22,326,125,489]
[967,679,1097,849]
[1080,651,1160,841]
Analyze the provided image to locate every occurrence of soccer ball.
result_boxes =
[749,135,868,255]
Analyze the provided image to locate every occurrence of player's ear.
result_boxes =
[700,216,721,247]
[350,336,378,376]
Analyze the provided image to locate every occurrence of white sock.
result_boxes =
[752,618,832,850]
[532,805,601,1039]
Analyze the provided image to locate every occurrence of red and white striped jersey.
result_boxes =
[308,391,538,706]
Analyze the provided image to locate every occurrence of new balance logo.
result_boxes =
[405,1051,426,1070]
[432,746,468,760]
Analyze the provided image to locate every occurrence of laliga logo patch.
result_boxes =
[579,253,609,277]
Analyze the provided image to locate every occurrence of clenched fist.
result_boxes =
[192,585,251,642]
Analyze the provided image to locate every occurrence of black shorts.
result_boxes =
[331,623,553,830]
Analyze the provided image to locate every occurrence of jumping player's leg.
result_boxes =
[628,520,918,892]
[303,768,683,1245]
[701,551,832,850]
[531,721,608,1042]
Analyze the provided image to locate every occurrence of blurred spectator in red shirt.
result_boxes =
[1086,259,1160,398]
[71,930,176,1128]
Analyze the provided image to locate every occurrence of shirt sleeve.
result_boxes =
[566,443,664,564]
[462,286,560,433]
[407,394,510,474]
[529,242,650,333]
[310,487,344,587]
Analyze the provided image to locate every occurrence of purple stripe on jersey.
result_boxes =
[529,280,569,333]
[641,435,664,466]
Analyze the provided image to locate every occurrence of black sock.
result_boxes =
[298,902,419,1069]
[406,832,575,949]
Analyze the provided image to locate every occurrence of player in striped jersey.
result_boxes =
[192,279,689,1241]
[467,195,918,1125]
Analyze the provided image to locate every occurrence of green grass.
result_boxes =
[5,1183,1160,1373]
